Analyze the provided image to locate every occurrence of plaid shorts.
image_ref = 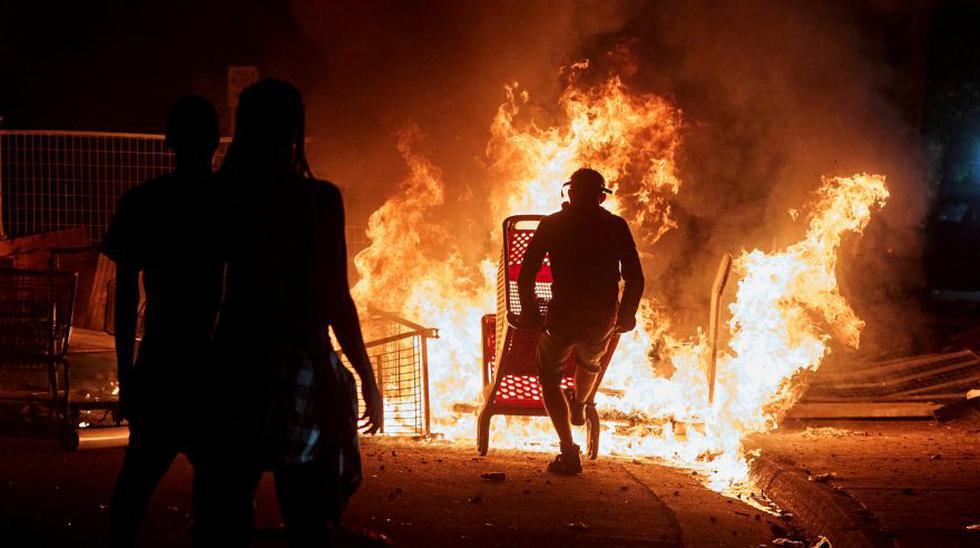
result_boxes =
[536,329,611,386]
[276,352,336,466]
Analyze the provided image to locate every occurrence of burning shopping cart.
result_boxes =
[476,215,620,459]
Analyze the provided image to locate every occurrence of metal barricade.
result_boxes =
[0,130,231,243]
[0,130,372,259]
[338,310,438,437]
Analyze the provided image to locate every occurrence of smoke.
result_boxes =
[615,0,928,354]
[290,0,636,230]
[290,0,929,356]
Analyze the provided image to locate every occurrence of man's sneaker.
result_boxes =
[565,388,586,426]
[547,445,583,475]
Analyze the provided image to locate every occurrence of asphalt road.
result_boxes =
[0,436,793,547]
[749,419,980,547]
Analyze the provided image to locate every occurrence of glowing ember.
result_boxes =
[351,60,889,491]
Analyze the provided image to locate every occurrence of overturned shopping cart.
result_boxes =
[476,215,620,459]
[0,268,77,443]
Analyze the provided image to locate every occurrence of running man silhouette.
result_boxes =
[103,96,223,547]
[515,168,644,475]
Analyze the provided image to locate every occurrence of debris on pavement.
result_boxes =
[807,472,837,483]
[771,538,805,547]
[932,395,980,422]
[800,427,856,439]
[811,536,832,548]
[480,472,506,482]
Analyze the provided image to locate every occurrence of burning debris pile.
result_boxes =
[350,61,889,490]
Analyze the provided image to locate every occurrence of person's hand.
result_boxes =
[359,374,383,435]
[508,311,544,330]
[615,315,637,333]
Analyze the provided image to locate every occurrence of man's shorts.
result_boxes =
[536,329,612,386]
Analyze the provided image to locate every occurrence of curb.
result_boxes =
[750,456,893,548]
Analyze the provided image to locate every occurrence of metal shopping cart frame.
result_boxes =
[0,267,77,443]
[476,215,620,459]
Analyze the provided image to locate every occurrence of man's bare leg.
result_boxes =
[538,332,576,450]
[538,333,584,474]
[540,376,575,450]
[573,365,600,407]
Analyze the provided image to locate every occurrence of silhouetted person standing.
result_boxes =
[104,96,223,547]
[515,168,644,475]
[195,78,382,547]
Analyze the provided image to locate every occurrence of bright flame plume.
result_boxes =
[351,63,889,490]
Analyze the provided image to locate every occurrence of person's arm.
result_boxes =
[101,189,143,420]
[324,187,383,434]
[113,263,140,419]
[516,221,549,326]
[617,220,645,332]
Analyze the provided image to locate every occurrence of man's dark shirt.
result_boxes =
[518,203,644,343]
[101,172,224,390]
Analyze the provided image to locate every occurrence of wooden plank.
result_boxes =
[88,254,115,332]
[785,402,941,419]
[805,393,966,403]
[11,250,55,269]
[0,227,89,257]
[51,247,99,329]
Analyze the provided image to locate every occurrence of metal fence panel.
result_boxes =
[338,312,436,437]
[1,131,170,243]
[0,130,372,258]
[0,130,231,244]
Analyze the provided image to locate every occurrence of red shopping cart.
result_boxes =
[476,215,620,459]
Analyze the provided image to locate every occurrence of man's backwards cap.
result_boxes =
[562,167,612,194]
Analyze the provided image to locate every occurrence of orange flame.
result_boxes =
[599,173,888,489]
[351,63,889,490]
[487,61,682,244]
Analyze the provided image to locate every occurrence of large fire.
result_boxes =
[351,61,889,490]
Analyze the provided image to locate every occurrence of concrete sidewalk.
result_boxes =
[748,420,980,547]
[0,436,795,547]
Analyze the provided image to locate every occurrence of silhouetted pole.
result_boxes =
[708,253,733,404]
